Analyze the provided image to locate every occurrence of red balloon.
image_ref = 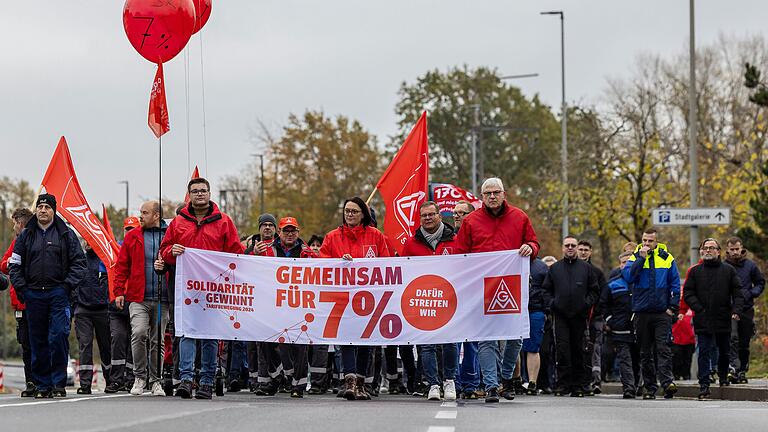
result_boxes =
[123,0,196,64]
[192,0,212,34]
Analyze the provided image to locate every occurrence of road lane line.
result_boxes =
[427,427,455,432]
[440,401,457,407]
[435,410,458,419]
[73,404,245,432]
[0,393,131,408]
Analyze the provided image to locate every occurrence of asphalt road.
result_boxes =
[0,390,766,432]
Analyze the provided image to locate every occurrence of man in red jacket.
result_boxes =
[402,201,460,401]
[159,177,244,400]
[114,201,169,397]
[455,177,539,403]
[1,208,35,397]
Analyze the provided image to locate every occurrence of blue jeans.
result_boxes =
[179,337,218,386]
[25,287,71,391]
[457,341,479,392]
[479,339,524,390]
[421,343,458,386]
[341,345,370,376]
[697,333,729,387]
[229,341,248,382]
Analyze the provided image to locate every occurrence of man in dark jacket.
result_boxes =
[683,238,745,399]
[599,267,636,399]
[542,236,600,397]
[73,244,112,394]
[576,240,608,395]
[8,194,87,398]
[724,236,765,383]
[522,257,549,395]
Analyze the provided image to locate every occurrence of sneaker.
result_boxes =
[34,389,53,399]
[727,372,738,385]
[622,391,635,399]
[195,384,213,400]
[512,377,525,394]
[77,386,92,395]
[592,385,602,395]
[737,373,748,384]
[308,386,325,395]
[698,387,711,400]
[427,384,441,401]
[176,380,193,399]
[484,387,499,403]
[664,383,678,399]
[227,380,241,393]
[130,378,146,396]
[291,388,304,398]
[254,381,278,396]
[443,380,457,401]
[526,381,538,396]
[500,378,515,400]
[642,392,656,400]
[52,388,67,398]
[21,382,36,398]
[151,382,166,396]
[462,390,478,399]
[553,388,567,397]
[570,390,584,398]
[104,382,121,394]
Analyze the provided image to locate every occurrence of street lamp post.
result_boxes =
[541,10,569,238]
[688,0,699,266]
[118,180,129,219]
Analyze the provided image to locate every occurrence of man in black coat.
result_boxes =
[683,238,745,399]
[542,236,600,397]
[8,194,86,398]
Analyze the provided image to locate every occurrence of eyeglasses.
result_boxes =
[344,209,361,215]
[454,211,469,216]
[420,212,438,219]
[189,189,209,195]
[564,244,578,248]
[282,229,298,235]
[482,190,504,197]
[701,246,720,251]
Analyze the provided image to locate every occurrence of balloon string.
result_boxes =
[199,32,209,177]
[184,45,191,177]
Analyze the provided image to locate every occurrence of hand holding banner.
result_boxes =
[175,248,530,344]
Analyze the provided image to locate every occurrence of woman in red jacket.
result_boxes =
[320,197,390,401]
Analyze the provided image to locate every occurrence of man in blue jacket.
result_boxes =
[8,194,86,398]
[623,228,680,400]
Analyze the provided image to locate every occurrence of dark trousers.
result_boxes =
[672,344,695,380]
[15,311,32,385]
[730,313,755,373]
[553,313,588,392]
[25,287,70,391]
[278,344,308,388]
[247,342,259,386]
[341,345,371,376]
[256,342,282,384]
[538,315,555,389]
[698,332,730,388]
[75,307,112,386]
[612,340,636,393]
[308,345,329,388]
[109,310,134,386]
[634,312,674,393]
[384,345,416,385]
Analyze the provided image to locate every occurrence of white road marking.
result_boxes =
[0,393,131,409]
[435,410,458,419]
[440,401,457,407]
[427,427,455,432]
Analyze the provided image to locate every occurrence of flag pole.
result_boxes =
[156,134,164,388]
[29,185,43,211]
[365,187,377,206]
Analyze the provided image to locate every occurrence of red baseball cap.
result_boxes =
[278,217,300,230]
[123,216,140,230]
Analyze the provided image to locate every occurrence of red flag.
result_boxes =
[41,137,121,297]
[148,62,170,138]
[430,183,482,214]
[375,111,429,255]
[101,204,121,301]
[183,165,200,203]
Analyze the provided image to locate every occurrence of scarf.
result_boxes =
[420,223,445,250]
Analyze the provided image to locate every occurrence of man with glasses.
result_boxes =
[576,240,608,395]
[683,238,744,399]
[455,177,539,403]
[402,201,460,401]
[452,200,474,231]
[160,178,244,400]
[543,236,600,397]
[623,228,681,399]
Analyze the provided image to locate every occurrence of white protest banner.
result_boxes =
[174,249,529,345]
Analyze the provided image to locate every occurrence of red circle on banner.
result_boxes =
[234,322,241,329]
[123,0,196,64]
[400,275,457,331]
[304,313,314,323]
[192,0,212,34]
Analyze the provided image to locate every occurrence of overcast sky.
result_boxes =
[0,0,765,213]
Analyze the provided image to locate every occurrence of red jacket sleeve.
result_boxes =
[223,217,245,255]
[454,221,471,254]
[159,220,179,265]
[1,240,14,275]
[378,231,392,258]
[113,234,133,298]
[319,231,336,258]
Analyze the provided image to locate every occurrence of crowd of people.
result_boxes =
[0,176,763,402]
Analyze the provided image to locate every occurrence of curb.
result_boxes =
[602,382,768,402]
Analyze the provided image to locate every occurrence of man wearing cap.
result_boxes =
[9,194,87,398]
[159,177,243,400]
[254,216,317,397]
[104,217,139,393]
[114,201,169,396]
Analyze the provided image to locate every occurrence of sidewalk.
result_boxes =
[602,379,768,401]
